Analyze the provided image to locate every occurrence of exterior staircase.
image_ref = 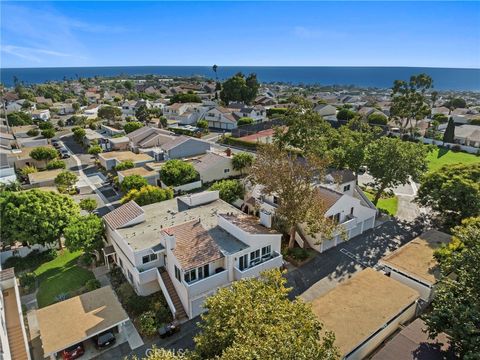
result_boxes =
[158,268,188,320]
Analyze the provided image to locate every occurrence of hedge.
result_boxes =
[222,136,260,150]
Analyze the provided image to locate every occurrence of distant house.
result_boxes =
[52,102,74,115]
[431,106,450,116]
[453,124,480,147]
[28,168,63,187]
[161,136,211,160]
[31,109,50,121]
[380,230,452,302]
[121,100,137,117]
[98,150,154,170]
[191,150,240,183]
[233,105,267,123]
[35,96,53,106]
[117,166,160,186]
[204,106,237,130]
[127,126,175,152]
[83,104,101,118]
[163,103,205,125]
[314,104,337,117]
[309,268,419,360]
[8,145,56,169]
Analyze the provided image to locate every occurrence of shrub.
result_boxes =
[160,160,199,187]
[114,161,134,171]
[3,249,57,273]
[27,128,39,137]
[73,127,86,143]
[46,159,66,170]
[222,136,259,150]
[266,108,288,118]
[209,180,244,204]
[109,267,125,289]
[451,144,462,152]
[126,295,151,316]
[237,117,254,126]
[79,198,97,212]
[124,121,144,134]
[367,112,388,125]
[79,253,95,267]
[85,279,101,292]
[470,118,480,126]
[38,122,54,130]
[57,119,65,127]
[122,185,174,206]
[116,282,136,304]
[7,112,33,126]
[337,108,356,121]
[167,127,198,137]
[169,92,201,104]
[19,272,36,292]
[121,175,148,193]
[20,165,38,176]
[138,311,158,336]
[88,144,103,156]
[286,247,310,261]
[196,120,208,129]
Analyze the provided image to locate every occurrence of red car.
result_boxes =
[61,342,85,359]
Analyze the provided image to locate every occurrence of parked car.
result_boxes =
[53,141,63,149]
[93,330,116,349]
[61,342,84,360]
[158,321,180,338]
[58,148,70,159]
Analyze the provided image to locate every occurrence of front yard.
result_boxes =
[427,147,480,172]
[364,190,398,216]
[34,250,95,308]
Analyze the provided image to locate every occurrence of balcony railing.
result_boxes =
[234,252,283,281]
[133,266,158,284]
[340,215,357,231]
[183,268,229,298]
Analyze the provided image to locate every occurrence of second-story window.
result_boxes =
[142,253,158,264]
[343,184,351,192]
[198,264,210,279]
[261,245,271,257]
[174,265,181,282]
[184,269,197,283]
[250,249,260,263]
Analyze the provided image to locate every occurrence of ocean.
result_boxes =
[1,66,479,91]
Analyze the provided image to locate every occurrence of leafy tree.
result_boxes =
[135,104,151,122]
[160,160,199,187]
[423,217,480,359]
[124,121,144,134]
[138,311,158,336]
[0,181,21,192]
[443,118,455,143]
[444,97,467,109]
[237,117,254,126]
[57,119,65,127]
[55,171,78,191]
[274,108,334,156]
[336,108,356,121]
[38,121,54,130]
[158,116,168,128]
[416,163,480,227]
[98,105,122,121]
[72,127,86,142]
[365,137,431,205]
[30,146,58,167]
[46,159,66,170]
[124,80,134,90]
[430,90,438,108]
[64,214,104,254]
[220,72,259,105]
[367,112,388,125]
[21,100,32,109]
[7,112,33,126]
[249,144,335,248]
[212,64,218,80]
[196,120,208,129]
[232,152,254,175]
[88,144,103,156]
[114,160,135,171]
[0,189,80,248]
[169,92,201,104]
[209,180,244,204]
[79,198,97,213]
[121,175,148,193]
[122,185,174,206]
[72,102,80,113]
[432,113,448,123]
[27,128,39,137]
[41,128,55,139]
[390,73,433,136]
[195,269,339,360]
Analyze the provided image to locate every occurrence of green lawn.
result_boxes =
[365,191,398,216]
[427,147,480,172]
[35,250,95,308]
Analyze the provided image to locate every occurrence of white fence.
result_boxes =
[419,137,479,154]
[1,243,55,264]
[161,180,202,193]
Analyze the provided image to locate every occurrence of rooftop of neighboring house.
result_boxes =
[324,168,356,185]
[84,128,105,140]
[219,213,279,234]
[310,268,420,357]
[380,229,451,284]
[28,168,63,183]
[191,151,232,173]
[455,124,480,140]
[9,145,54,160]
[315,186,343,209]
[117,166,158,178]
[11,125,38,135]
[108,192,248,254]
[99,150,153,162]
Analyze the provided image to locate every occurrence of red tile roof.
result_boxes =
[103,201,144,229]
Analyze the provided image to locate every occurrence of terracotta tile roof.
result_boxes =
[0,267,15,282]
[103,201,144,229]
[164,220,224,270]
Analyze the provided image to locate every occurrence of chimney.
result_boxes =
[259,209,273,228]
[164,230,176,250]
[225,148,232,157]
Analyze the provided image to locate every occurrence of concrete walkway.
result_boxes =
[93,265,111,287]
[124,320,144,350]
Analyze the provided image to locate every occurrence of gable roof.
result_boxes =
[161,135,192,151]
[316,187,343,209]
[164,220,224,270]
[103,201,144,229]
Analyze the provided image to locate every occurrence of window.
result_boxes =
[223,168,230,173]
[250,249,260,262]
[142,253,158,264]
[350,207,354,215]
[127,270,133,283]
[273,196,279,205]
[343,184,351,192]
[174,265,181,282]
[198,264,210,279]
[184,269,197,283]
[239,254,248,271]
[261,245,271,257]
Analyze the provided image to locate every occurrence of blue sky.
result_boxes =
[1,1,479,68]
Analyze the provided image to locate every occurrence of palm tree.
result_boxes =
[212,64,218,80]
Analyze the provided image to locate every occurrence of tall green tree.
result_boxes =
[121,175,148,193]
[55,171,78,192]
[79,198,97,213]
[160,160,199,187]
[220,72,259,105]
[416,163,480,227]
[443,117,455,143]
[0,189,79,248]
[423,217,480,359]
[195,269,339,360]
[390,73,433,136]
[121,185,174,206]
[135,104,151,122]
[124,121,144,134]
[249,144,336,248]
[212,64,218,80]
[365,137,431,205]
[98,105,122,122]
[30,146,58,167]
[232,152,254,175]
[209,180,244,204]
[64,214,104,255]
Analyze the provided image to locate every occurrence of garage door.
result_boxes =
[322,236,337,252]
[363,217,375,231]
[350,223,362,238]
[191,296,206,318]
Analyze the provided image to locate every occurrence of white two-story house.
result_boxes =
[103,191,283,320]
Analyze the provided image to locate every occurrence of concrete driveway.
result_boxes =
[286,218,428,301]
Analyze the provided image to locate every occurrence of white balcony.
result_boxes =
[340,215,357,231]
[183,269,229,298]
[234,252,283,281]
[133,266,158,284]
